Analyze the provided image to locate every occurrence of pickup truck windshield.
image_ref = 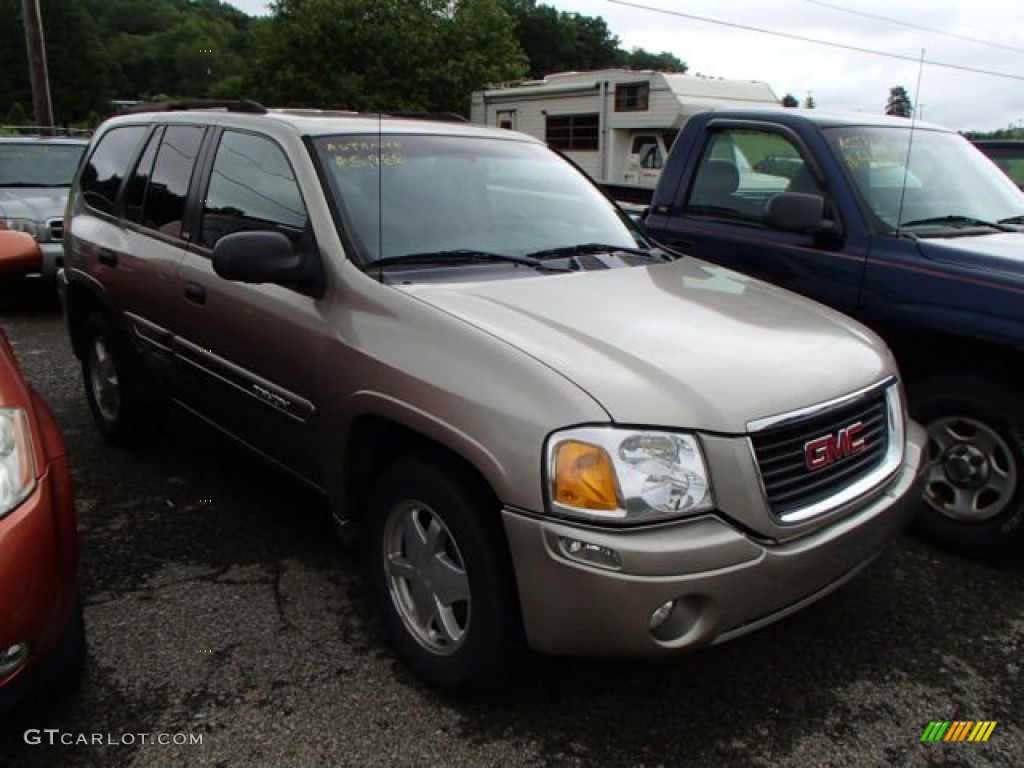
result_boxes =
[314,134,638,265]
[823,127,1024,233]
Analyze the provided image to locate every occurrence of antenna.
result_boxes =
[377,110,383,282]
[895,49,926,237]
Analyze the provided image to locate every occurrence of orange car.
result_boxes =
[0,231,84,713]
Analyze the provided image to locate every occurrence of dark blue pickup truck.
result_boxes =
[642,109,1024,556]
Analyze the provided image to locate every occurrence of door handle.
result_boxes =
[98,248,118,267]
[183,281,206,305]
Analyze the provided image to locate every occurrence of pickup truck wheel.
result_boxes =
[81,313,166,448]
[366,454,522,693]
[909,376,1024,556]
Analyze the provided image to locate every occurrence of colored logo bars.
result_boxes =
[921,721,997,742]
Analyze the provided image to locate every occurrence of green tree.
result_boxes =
[249,0,527,113]
[781,93,799,108]
[0,0,113,124]
[500,0,619,78]
[886,85,913,118]
[616,48,687,73]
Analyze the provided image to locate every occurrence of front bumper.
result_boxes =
[503,421,927,657]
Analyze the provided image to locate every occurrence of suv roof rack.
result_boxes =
[118,100,267,115]
[379,112,468,123]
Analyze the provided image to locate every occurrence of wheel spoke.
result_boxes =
[430,552,469,606]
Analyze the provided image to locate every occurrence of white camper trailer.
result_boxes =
[470,69,780,188]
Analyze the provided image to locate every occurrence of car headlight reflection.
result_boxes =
[547,427,713,524]
[0,409,37,518]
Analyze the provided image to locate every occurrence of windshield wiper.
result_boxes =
[368,249,571,272]
[525,242,663,260]
[901,215,1012,231]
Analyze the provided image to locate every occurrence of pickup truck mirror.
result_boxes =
[212,230,319,291]
[765,192,837,236]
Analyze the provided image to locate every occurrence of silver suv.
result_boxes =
[62,102,927,692]
[0,133,89,276]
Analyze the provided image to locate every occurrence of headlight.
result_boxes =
[0,409,37,518]
[0,218,40,238]
[546,427,713,524]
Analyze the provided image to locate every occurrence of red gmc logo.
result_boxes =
[804,422,868,470]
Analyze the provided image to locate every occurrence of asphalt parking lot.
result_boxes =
[0,283,1021,768]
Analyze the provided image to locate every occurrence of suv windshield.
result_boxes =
[314,134,638,264]
[823,127,1024,232]
[0,142,87,187]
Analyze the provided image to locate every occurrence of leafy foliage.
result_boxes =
[781,93,799,108]
[2,0,690,124]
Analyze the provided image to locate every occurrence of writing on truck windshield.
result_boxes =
[315,134,636,263]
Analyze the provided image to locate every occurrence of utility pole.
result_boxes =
[21,0,54,133]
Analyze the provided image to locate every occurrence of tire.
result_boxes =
[47,596,87,700]
[909,375,1024,556]
[81,313,166,447]
[365,453,523,694]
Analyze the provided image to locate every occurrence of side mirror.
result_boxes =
[212,231,308,284]
[765,192,837,236]
[0,231,42,278]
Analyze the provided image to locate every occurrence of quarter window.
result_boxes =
[545,114,599,151]
[139,125,204,239]
[200,131,309,249]
[78,126,148,215]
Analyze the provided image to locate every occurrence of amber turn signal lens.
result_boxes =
[552,440,620,511]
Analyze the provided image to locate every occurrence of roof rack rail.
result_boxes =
[377,112,469,123]
[118,100,267,115]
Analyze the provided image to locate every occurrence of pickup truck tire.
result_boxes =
[81,313,166,448]
[909,376,1024,555]
[365,453,523,693]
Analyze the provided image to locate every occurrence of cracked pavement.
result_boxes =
[0,282,1021,767]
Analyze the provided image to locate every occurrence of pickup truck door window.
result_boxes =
[175,129,323,482]
[665,126,865,317]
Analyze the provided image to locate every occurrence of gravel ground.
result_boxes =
[0,282,1021,767]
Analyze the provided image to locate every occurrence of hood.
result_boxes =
[0,188,70,222]
[917,231,1024,278]
[401,259,893,433]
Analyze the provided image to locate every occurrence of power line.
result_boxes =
[606,0,1024,83]
[806,0,1024,56]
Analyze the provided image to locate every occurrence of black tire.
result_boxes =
[365,453,523,694]
[909,375,1024,556]
[81,312,166,447]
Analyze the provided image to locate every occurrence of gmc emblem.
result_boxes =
[804,422,868,470]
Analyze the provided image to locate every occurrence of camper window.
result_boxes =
[615,82,650,112]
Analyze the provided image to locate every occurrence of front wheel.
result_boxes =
[909,375,1024,556]
[365,454,523,693]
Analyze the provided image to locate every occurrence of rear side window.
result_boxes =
[78,126,147,215]
[200,131,309,249]
[140,125,205,239]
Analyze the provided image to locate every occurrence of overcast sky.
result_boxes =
[227,0,1024,132]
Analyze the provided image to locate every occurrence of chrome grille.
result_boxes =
[47,218,64,241]
[750,389,890,519]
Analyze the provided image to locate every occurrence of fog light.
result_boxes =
[0,642,29,678]
[558,537,622,570]
[650,600,676,630]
